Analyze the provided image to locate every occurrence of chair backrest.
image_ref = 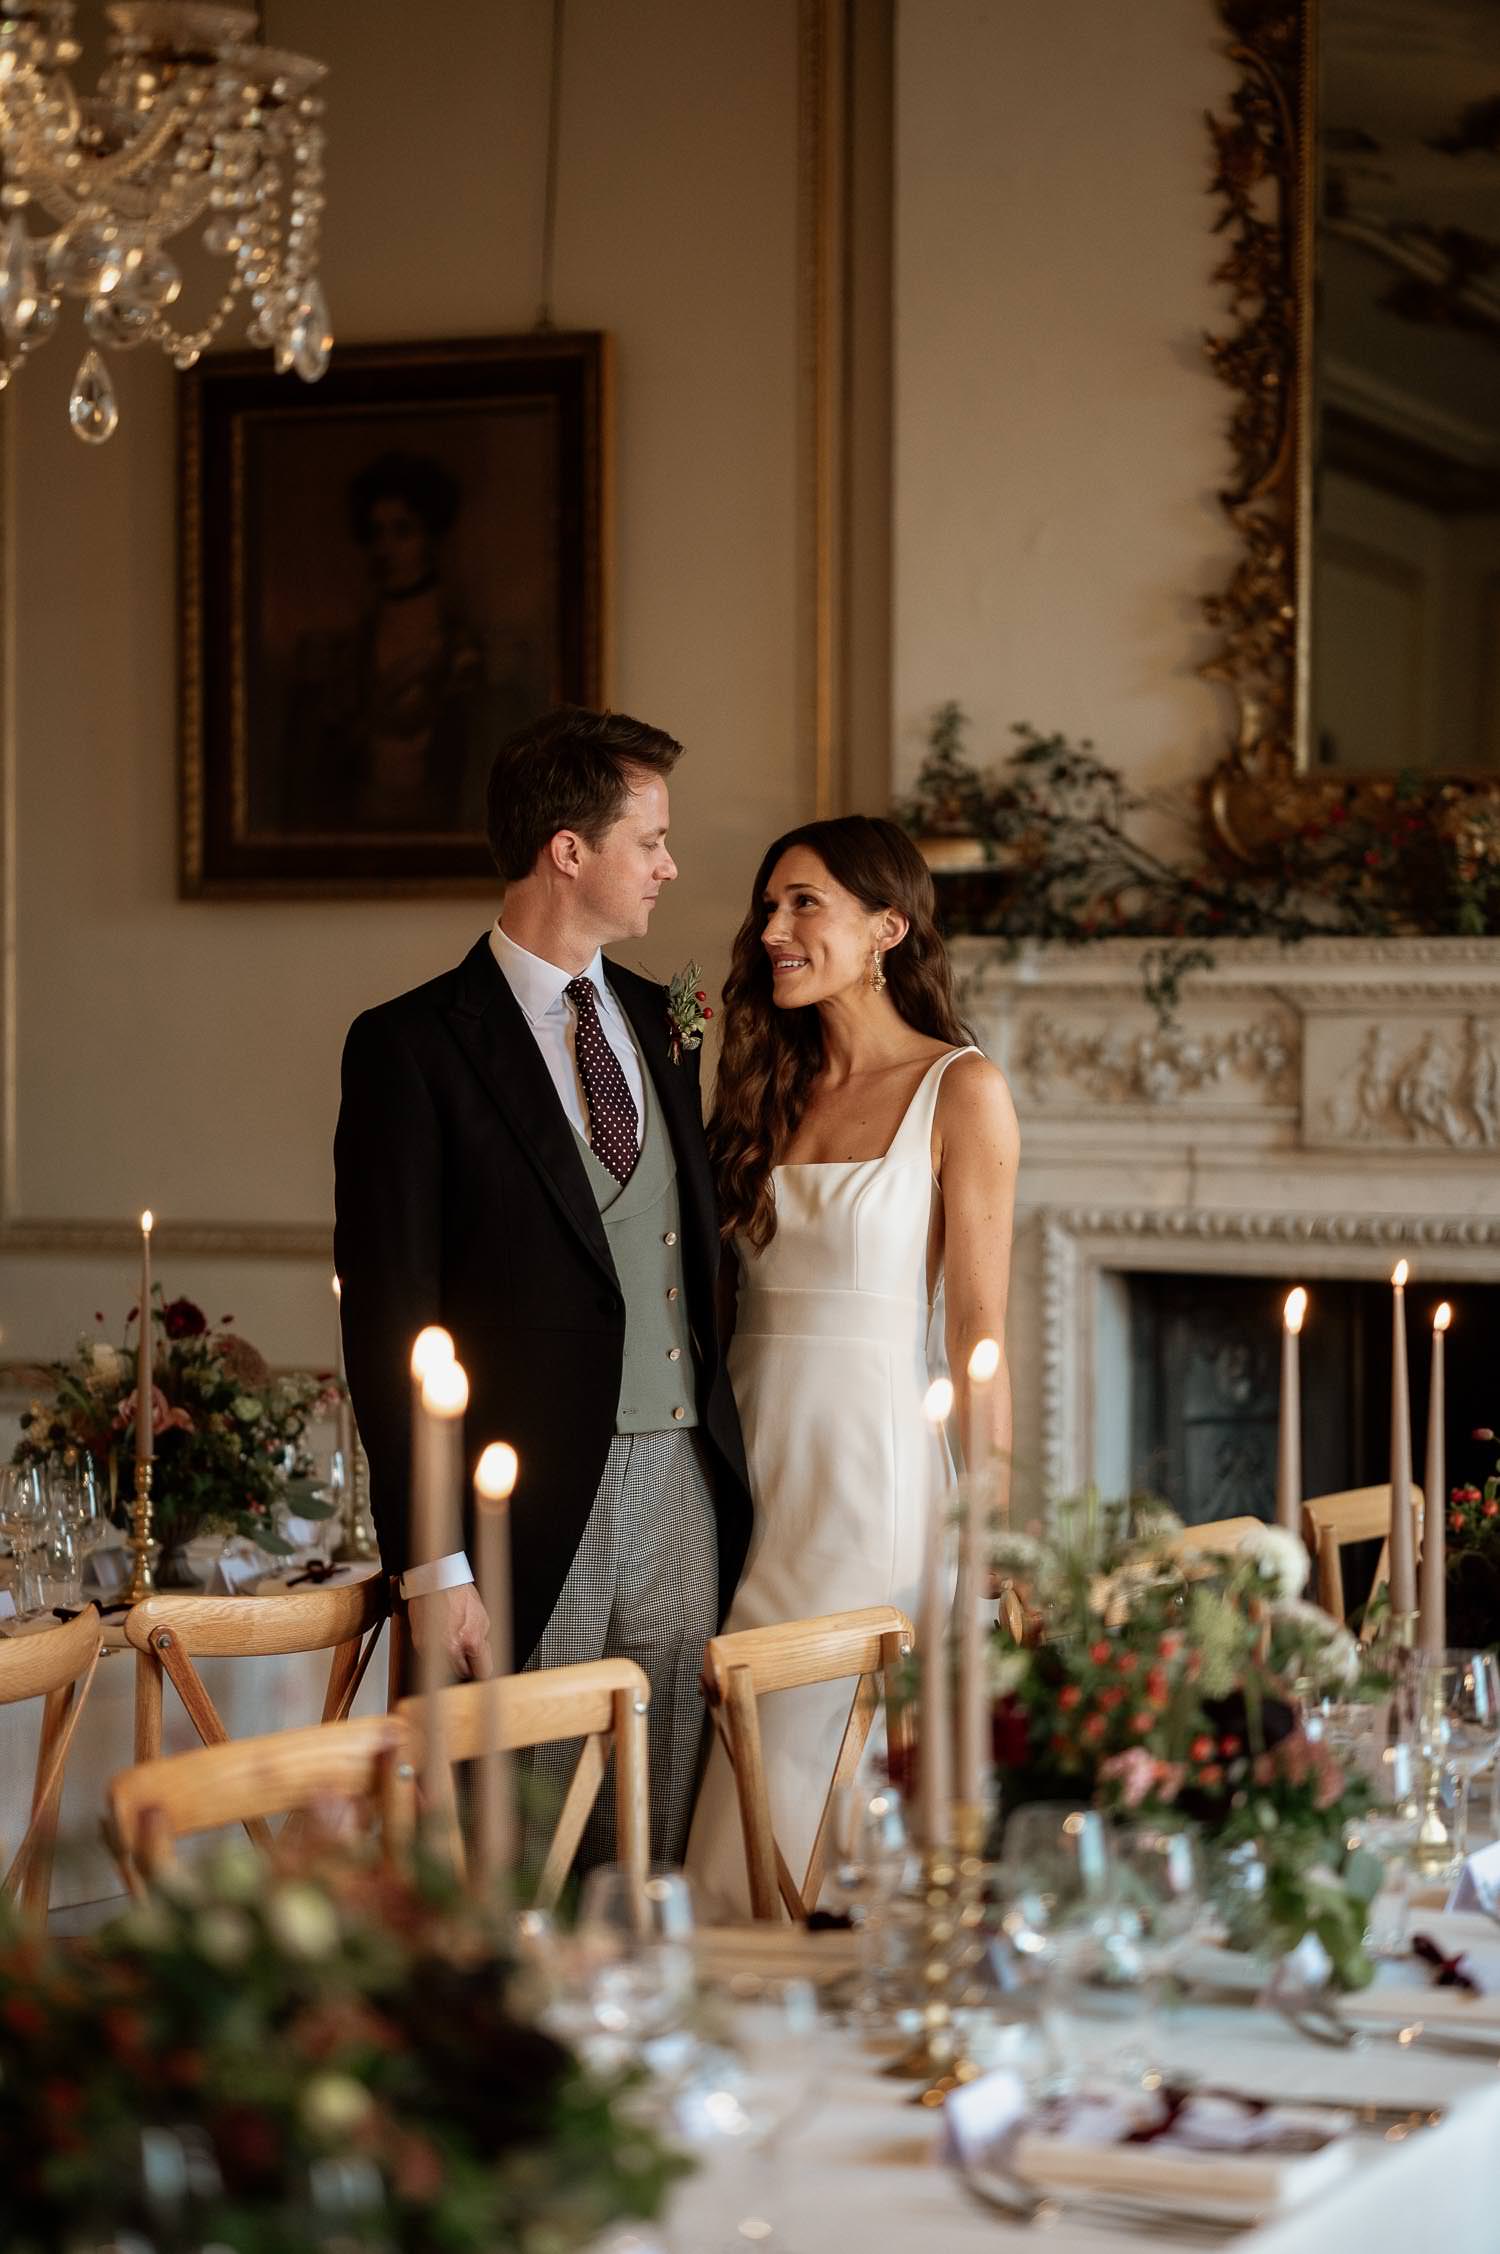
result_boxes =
[699,1604,915,1923]
[126,1579,388,1784]
[109,1710,415,1890]
[0,1607,104,1920]
[1301,1485,1426,1628]
[399,1657,650,1909]
[1167,1517,1265,1558]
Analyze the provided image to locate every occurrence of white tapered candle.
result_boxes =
[1420,1305,1451,1659]
[411,1329,462,1831]
[474,1442,519,1887]
[1389,1262,1416,1621]
[958,1339,1000,1811]
[1277,1288,1306,1534]
[919,1377,955,1848]
[135,1212,154,1462]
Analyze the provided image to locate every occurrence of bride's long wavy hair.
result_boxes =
[709,816,969,1249]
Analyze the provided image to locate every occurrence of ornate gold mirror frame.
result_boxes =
[1202,0,1500,867]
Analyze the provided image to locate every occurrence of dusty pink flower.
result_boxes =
[1099,1747,1158,1809]
[114,1386,193,1438]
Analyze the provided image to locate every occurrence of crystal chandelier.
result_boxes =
[0,1,331,442]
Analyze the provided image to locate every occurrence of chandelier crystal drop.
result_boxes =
[0,1,331,441]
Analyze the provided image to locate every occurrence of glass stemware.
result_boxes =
[575,1864,698,2052]
[719,1973,822,2252]
[1348,1734,1422,1957]
[1417,1650,1500,1867]
[1108,1820,1209,2080]
[996,1805,1115,2089]
[823,1781,912,2023]
[0,1463,48,1619]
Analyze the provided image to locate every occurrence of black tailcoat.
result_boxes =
[333,936,751,1666]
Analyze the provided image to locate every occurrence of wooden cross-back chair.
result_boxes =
[700,1604,915,1924]
[399,1656,650,1909]
[1301,1485,1425,1632]
[1167,1516,1265,1559]
[108,1711,416,1892]
[125,1580,388,1850]
[0,1606,103,1920]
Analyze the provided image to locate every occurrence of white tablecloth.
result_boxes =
[665,1936,1500,2254]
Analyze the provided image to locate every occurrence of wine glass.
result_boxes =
[1108,1819,1209,2080]
[0,1464,48,1619]
[823,1781,911,2022]
[1348,1733,1422,1958]
[1417,1650,1500,1865]
[996,1805,1115,2089]
[576,1864,697,2051]
[719,1973,822,2251]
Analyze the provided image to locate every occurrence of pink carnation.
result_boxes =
[114,1385,193,1438]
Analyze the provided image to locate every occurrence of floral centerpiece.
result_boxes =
[13,1292,339,1574]
[1441,1426,1500,1651]
[0,1841,686,2254]
[986,1495,1386,1988]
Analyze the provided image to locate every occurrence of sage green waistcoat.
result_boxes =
[573,1069,698,1433]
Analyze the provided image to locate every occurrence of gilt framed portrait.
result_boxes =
[179,332,609,897]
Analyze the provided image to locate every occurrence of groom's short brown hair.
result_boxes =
[486,706,684,882]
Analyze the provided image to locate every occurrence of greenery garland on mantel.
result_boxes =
[895,705,1500,1018]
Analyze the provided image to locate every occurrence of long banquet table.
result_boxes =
[666,1915,1500,2254]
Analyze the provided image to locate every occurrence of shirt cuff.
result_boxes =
[398,1551,475,1600]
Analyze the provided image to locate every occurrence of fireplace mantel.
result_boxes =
[954,938,1500,1505]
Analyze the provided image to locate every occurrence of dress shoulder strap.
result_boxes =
[886,1045,982,1164]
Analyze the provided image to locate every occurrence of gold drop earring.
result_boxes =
[869,947,886,993]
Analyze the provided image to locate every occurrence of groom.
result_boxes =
[334,706,751,1864]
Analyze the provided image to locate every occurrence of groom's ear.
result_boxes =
[547,828,587,879]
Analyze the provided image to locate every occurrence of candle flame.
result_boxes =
[331,1274,342,1301]
[1435,1302,1452,1333]
[410,1326,455,1381]
[140,1209,153,1235]
[475,1442,519,1503]
[1391,1259,1409,1289]
[967,1336,1002,1383]
[923,1376,954,1426]
[1283,1287,1307,1335]
[420,1359,469,1420]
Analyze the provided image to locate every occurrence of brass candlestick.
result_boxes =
[334,1432,379,1564]
[883,1800,988,2104]
[125,1455,157,1603]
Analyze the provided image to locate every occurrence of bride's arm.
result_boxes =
[936,1054,1021,1507]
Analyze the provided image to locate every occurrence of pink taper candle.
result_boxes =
[919,1377,955,1848]
[1388,1261,1417,1621]
[474,1441,519,1886]
[958,1339,1000,1810]
[1420,1304,1451,1659]
[135,1211,154,1461]
[410,1327,460,1830]
[1276,1288,1306,1534]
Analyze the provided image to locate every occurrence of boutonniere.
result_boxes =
[665,961,713,1063]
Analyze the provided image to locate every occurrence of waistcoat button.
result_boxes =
[667,1286,680,1301]
[672,1404,686,1421]
[668,1347,682,1361]
[663,1230,677,1247]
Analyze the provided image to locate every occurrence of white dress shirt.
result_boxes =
[399,923,646,1601]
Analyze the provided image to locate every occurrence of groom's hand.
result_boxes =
[408,1584,493,1680]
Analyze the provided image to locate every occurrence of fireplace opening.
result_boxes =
[1124,1273,1500,1557]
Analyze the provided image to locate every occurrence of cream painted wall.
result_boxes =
[2,0,802,1374]
[892,0,1238,792]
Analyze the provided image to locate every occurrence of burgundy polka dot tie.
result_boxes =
[566,975,639,1185]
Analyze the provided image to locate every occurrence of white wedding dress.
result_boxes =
[685,1046,977,1918]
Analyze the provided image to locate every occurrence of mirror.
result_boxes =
[1312,0,1500,774]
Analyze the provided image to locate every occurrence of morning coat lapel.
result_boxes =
[440,937,615,1286]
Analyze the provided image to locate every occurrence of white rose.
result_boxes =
[89,1342,124,1387]
[299,2072,374,2142]
[232,1394,263,1423]
[1236,1523,1309,1599]
[195,1906,254,1967]
[265,1881,340,1960]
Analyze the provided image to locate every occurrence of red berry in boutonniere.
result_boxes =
[664,961,712,1064]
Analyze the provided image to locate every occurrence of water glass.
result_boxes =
[0,1464,48,1618]
[720,1974,822,2250]
[1417,1650,1500,1863]
[996,1805,1115,2089]
[824,1780,912,2021]
[36,1514,82,1611]
[576,1864,697,2047]
[1350,1737,1422,1957]
[51,1458,105,1554]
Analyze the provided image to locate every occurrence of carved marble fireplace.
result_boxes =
[954,938,1500,1517]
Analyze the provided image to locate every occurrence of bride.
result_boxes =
[684,814,1018,1916]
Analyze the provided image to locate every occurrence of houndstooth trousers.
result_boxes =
[521,1427,719,1874]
